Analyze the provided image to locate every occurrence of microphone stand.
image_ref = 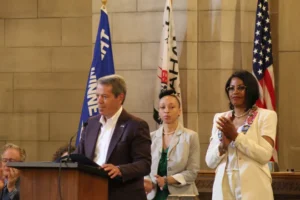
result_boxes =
[66,134,75,163]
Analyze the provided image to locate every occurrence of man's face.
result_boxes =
[96,84,124,119]
[1,148,21,177]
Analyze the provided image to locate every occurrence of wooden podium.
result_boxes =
[7,162,109,200]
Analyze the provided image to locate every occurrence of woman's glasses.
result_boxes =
[226,85,247,93]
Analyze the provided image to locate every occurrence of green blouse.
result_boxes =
[154,148,170,200]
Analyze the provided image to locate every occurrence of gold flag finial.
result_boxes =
[102,0,107,6]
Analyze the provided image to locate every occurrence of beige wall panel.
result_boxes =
[14,90,84,112]
[220,42,242,69]
[279,0,300,51]
[198,0,221,11]
[138,0,197,11]
[5,19,61,47]
[184,113,199,134]
[0,73,13,112]
[269,0,278,14]
[180,70,198,113]
[38,0,91,17]
[178,42,198,69]
[0,0,37,18]
[198,42,221,69]
[0,73,13,89]
[113,43,141,70]
[174,11,198,42]
[112,12,161,43]
[93,0,136,13]
[287,147,300,171]
[0,20,4,47]
[131,113,157,132]
[0,142,6,147]
[51,47,92,72]
[270,13,278,59]
[221,11,255,42]
[198,70,233,112]
[50,113,80,141]
[0,90,13,112]
[200,143,209,170]
[289,114,300,148]
[240,11,255,43]
[117,70,156,112]
[0,48,52,72]
[278,52,300,170]
[241,43,253,72]
[11,141,67,161]
[278,52,300,162]
[0,113,49,141]
[62,17,92,46]
[222,0,257,11]
[92,14,101,43]
[198,11,221,41]
[198,42,242,69]
[142,42,197,70]
[142,43,159,69]
[198,113,215,143]
[14,73,86,90]
[198,0,256,11]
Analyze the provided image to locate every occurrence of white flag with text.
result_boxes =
[153,0,183,124]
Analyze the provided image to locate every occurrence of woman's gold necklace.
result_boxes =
[234,109,250,118]
[163,130,175,135]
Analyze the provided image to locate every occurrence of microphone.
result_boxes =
[66,121,88,162]
[66,134,76,162]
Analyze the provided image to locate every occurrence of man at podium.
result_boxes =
[75,74,152,200]
[0,143,26,200]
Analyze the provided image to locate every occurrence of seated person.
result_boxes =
[0,163,4,190]
[144,90,200,200]
[0,143,26,200]
[52,144,76,161]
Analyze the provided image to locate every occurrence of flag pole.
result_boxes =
[102,0,107,7]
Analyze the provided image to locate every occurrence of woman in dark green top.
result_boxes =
[153,148,169,200]
[144,90,201,200]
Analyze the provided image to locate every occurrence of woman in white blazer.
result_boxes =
[144,90,200,200]
[205,70,277,200]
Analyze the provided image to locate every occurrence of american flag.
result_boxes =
[252,0,278,163]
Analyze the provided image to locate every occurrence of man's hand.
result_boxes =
[144,179,153,194]
[101,164,122,179]
[7,168,20,192]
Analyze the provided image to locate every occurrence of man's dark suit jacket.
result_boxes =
[74,109,151,200]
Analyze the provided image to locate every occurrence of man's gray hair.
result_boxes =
[1,143,26,162]
[97,74,127,104]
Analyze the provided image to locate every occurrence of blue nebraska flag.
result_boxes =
[76,7,115,145]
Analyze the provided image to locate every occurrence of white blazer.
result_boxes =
[205,108,277,200]
[146,123,200,199]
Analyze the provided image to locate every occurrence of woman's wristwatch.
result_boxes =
[163,176,168,185]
